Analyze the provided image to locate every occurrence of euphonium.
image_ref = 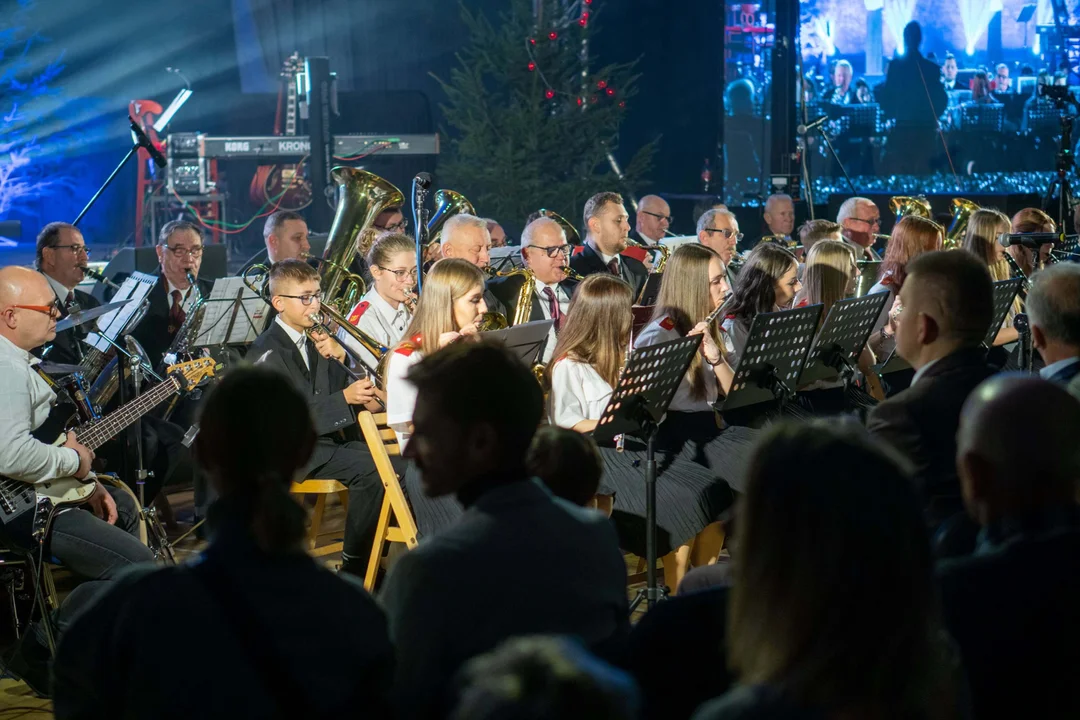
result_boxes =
[427,189,475,246]
[945,197,980,249]
[322,167,404,310]
[536,209,581,246]
[889,195,932,224]
[300,252,366,313]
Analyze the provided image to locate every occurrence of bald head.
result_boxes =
[0,266,58,350]
[636,195,671,242]
[522,217,565,247]
[0,266,50,307]
[958,375,1080,525]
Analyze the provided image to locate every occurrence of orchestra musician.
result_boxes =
[385,258,487,535]
[569,192,648,300]
[439,213,503,316]
[719,243,801,366]
[33,222,98,365]
[372,206,408,234]
[547,274,733,591]
[0,266,154,694]
[962,209,1019,348]
[697,208,742,287]
[338,232,417,374]
[836,196,883,261]
[629,195,672,271]
[486,217,578,364]
[941,53,959,91]
[484,219,508,248]
[827,59,856,105]
[635,244,759,491]
[762,193,796,245]
[240,210,311,274]
[247,259,384,577]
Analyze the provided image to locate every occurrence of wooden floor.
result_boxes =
[0,486,656,717]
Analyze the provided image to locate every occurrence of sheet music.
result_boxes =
[192,276,271,346]
[88,272,157,352]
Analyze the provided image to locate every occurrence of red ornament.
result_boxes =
[545,89,555,99]
[527,62,536,71]
[597,80,607,89]
[578,15,588,27]
[576,96,584,106]
[618,101,626,108]
[605,87,615,96]
[548,31,558,40]
[584,0,592,4]
[529,37,537,45]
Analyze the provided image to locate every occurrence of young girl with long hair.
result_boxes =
[719,243,801,366]
[963,208,1018,346]
[548,274,734,590]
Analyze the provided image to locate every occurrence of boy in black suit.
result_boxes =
[570,191,648,300]
[248,259,384,576]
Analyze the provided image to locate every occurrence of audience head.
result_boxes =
[0,266,59,350]
[484,219,508,248]
[263,210,310,264]
[730,421,941,715]
[583,192,631,256]
[962,208,1011,277]
[879,215,944,290]
[404,340,543,497]
[527,426,604,507]
[366,232,418,304]
[522,217,572,285]
[1028,263,1080,365]
[697,209,741,264]
[441,214,492,270]
[799,240,857,317]
[763,194,795,237]
[550,274,633,389]
[452,636,639,720]
[635,195,671,242]
[401,258,487,356]
[943,53,958,81]
[156,220,204,289]
[195,367,313,552]
[35,222,88,290]
[836,197,881,248]
[958,375,1080,526]
[797,219,843,255]
[373,206,407,233]
[268,259,322,332]
[903,20,922,54]
[895,250,993,368]
[722,243,800,321]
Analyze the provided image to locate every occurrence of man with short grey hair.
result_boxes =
[442,213,503,316]
[1028,263,1080,391]
[836,196,882,261]
[697,208,741,286]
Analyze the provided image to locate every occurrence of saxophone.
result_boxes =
[159,271,206,371]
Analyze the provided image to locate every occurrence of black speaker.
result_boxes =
[100,244,229,283]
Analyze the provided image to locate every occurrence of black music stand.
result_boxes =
[960,103,1005,132]
[635,274,663,306]
[720,305,823,423]
[983,278,1024,348]
[798,292,890,387]
[591,335,703,611]
[482,319,554,366]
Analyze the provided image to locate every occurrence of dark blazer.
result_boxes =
[866,346,995,521]
[121,273,215,371]
[39,288,100,365]
[486,273,578,324]
[938,515,1080,720]
[570,242,648,300]
[879,52,948,128]
[247,320,355,437]
[238,247,269,276]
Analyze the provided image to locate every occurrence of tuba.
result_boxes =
[426,189,475,248]
[945,197,980,249]
[889,195,933,224]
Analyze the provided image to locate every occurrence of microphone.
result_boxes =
[129,117,167,168]
[414,172,433,189]
[796,115,829,135]
[81,266,122,291]
[998,232,1059,249]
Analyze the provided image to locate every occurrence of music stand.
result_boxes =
[591,335,703,610]
[482,319,553,367]
[636,273,663,306]
[798,292,890,387]
[855,261,882,297]
[960,103,1005,132]
[488,246,524,273]
[190,277,271,350]
[983,278,1024,348]
[720,305,823,419]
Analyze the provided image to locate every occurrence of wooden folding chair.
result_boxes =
[358,411,418,591]
[290,479,350,557]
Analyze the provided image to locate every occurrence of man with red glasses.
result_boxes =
[836,196,883,261]
[0,265,153,694]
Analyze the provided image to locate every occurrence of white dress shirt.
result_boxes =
[338,289,411,373]
[549,358,613,428]
[635,317,718,412]
[274,316,310,371]
[533,278,569,364]
[0,333,80,482]
[385,346,424,450]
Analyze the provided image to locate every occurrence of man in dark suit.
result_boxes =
[33,222,99,365]
[628,195,671,271]
[238,209,311,276]
[486,217,578,364]
[877,22,948,175]
[570,191,648,300]
[867,250,996,524]
[1029,263,1080,390]
[940,375,1080,720]
[380,341,628,720]
[248,259,384,577]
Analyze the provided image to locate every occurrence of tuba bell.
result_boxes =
[536,209,581,246]
[889,195,933,224]
[945,197,981,249]
[426,189,476,248]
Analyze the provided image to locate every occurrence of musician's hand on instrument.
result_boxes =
[87,481,118,525]
[311,331,347,363]
[63,432,94,480]
[343,378,377,406]
[884,295,903,338]
[437,331,462,348]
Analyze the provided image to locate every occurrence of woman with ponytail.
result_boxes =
[52,367,394,717]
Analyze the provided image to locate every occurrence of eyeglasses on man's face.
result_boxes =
[51,244,90,257]
[276,292,323,306]
[10,304,62,319]
[525,244,571,258]
[704,228,744,241]
[376,218,409,233]
[851,216,881,227]
[376,265,419,280]
[641,210,673,224]
[165,245,204,258]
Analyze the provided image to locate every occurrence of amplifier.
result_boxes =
[166,133,439,160]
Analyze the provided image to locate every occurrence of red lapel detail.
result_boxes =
[348,301,370,325]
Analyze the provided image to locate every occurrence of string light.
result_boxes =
[527,62,536,71]
[545,89,555,99]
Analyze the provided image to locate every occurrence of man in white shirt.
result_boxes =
[836,196,883,261]
[487,218,575,363]
[1028,263,1080,391]
[0,265,154,694]
[569,192,648,299]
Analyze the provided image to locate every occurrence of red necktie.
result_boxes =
[607,258,619,276]
[542,287,562,331]
[169,289,186,332]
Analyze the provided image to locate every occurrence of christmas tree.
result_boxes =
[434,0,654,233]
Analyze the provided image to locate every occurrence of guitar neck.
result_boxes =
[284,80,297,137]
[76,377,180,450]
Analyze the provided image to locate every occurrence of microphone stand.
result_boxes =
[808,122,858,196]
[412,173,432,293]
[74,118,163,227]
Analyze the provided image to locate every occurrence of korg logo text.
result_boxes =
[224,141,250,152]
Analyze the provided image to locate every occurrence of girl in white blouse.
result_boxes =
[635,244,760,498]
[548,273,734,591]
[719,243,801,367]
[384,258,487,534]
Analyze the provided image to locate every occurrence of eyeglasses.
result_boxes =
[375,265,419,280]
[10,304,62,319]
[51,244,90,256]
[703,228,744,241]
[851,216,881,227]
[641,210,673,224]
[165,246,204,258]
[276,292,323,306]
[376,218,409,232]
[525,244,571,258]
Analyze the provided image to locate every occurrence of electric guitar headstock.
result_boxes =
[281,52,303,81]
[167,356,224,393]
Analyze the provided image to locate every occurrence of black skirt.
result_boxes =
[654,411,761,494]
